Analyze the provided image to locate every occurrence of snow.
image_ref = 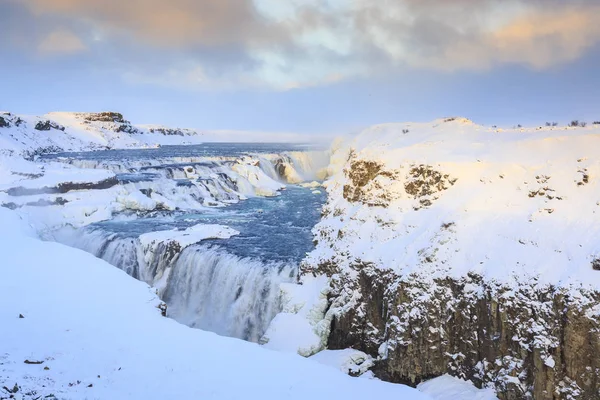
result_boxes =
[309,349,375,376]
[0,207,428,400]
[418,375,498,400]
[5,113,597,398]
[306,118,600,290]
[0,157,42,193]
[138,224,240,249]
[261,275,331,356]
[306,351,498,400]
[0,164,114,191]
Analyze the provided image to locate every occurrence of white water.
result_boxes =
[164,246,295,341]
[56,227,297,342]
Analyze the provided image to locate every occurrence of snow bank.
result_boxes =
[309,349,375,377]
[138,224,239,250]
[418,375,498,400]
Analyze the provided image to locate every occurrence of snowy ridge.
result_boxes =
[0,111,203,158]
[309,117,600,288]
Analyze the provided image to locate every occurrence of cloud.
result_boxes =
[352,1,600,71]
[10,0,600,89]
[19,0,284,48]
[487,8,600,69]
[37,28,87,55]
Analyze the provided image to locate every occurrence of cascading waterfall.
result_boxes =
[57,227,297,342]
[164,246,295,342]
[258,151,330,184]
[47,145,329,342]
[283,151,330,181]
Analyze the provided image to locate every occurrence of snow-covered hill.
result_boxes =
[310,118,600,288]
[0,111,205,158]
[0,111,327,160]
[270,118,600,399]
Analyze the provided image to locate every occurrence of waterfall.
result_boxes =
[283,151,330,181]
[164,246,295,342]
[45,145,330,342]
[254,150,330,184]
[55,227,296,342]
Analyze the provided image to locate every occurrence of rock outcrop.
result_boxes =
[34,120,65,131]
[6,176,118,196]
[148,127,185,136]
[0,116,10,128]
[82,112,127,123]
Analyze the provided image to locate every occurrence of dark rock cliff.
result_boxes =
[312,260,600,399]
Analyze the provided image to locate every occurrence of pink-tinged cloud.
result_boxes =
[19,0,284,48]
[38,28,87,55]
[489,8,600,68]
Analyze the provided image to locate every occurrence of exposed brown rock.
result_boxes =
[83,112,126,123]
[342,160,398,206]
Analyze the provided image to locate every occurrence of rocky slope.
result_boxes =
[297,119,600,399]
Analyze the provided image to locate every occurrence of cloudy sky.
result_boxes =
[2,0,599,134]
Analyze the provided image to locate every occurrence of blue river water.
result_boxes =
[90,184,325,264]
[42,142,323,161]
[53,143,327,264]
